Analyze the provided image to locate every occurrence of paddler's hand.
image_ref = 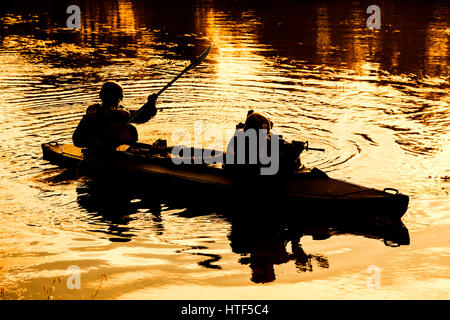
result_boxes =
[146,93,158,118]
[291,140,306,153]
[115,124,138,145]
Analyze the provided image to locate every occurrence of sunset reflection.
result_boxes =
[0,0,448,301]
[201,6,266,89]
[315,5,331,64]
[424,6,449,77]
[81,0,138,44]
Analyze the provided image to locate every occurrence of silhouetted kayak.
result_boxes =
[41,141,409,220]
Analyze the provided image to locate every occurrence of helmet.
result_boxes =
[99,81,124,102]
[244,111,273,132]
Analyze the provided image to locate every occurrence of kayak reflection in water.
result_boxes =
[230,216,410,284]
[72,81,158,156]
[224,110,306,176]
[230,219,330,283]
[248,237,330,283]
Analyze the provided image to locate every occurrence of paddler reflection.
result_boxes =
[228,213,410,283]
[75,177,165,242]
[229,219,330,283]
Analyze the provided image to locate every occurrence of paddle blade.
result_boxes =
[186,43,213,71]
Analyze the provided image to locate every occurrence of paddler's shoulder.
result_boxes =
[85,104,130,113]
[86,103,102,116]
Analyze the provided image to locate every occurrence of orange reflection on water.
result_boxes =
[315,5,331,64]
[424,6,449,77]
[201,6,265,88]
[0,0,449,300]
[81,0,139,44]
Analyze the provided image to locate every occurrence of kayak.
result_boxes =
[41,141,409,221]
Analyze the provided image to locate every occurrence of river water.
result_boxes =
[0,0,448,299]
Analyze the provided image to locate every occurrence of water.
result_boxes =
[0,0,448,299]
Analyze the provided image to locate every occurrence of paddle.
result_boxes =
[128,43,213,123]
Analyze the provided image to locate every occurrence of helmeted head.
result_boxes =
[100,81,123,106]
[244,110,273,133]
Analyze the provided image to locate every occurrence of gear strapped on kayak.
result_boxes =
[72,81,158,156]
[224,110,306,176]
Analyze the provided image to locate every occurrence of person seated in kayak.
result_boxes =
[224,110,305,176]
[72,81,157,155]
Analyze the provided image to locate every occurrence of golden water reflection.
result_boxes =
[0,0,448,299]
[1,1,448,79]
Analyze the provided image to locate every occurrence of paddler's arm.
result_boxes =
[129,94,158,124]
[72,116,89,148]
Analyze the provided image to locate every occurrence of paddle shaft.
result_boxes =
[307,147,325,152]
[155,65,193,97]
[128,44,212,123]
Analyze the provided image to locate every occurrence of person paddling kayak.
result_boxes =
[224,110,305,176]
[72,81,157,156]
